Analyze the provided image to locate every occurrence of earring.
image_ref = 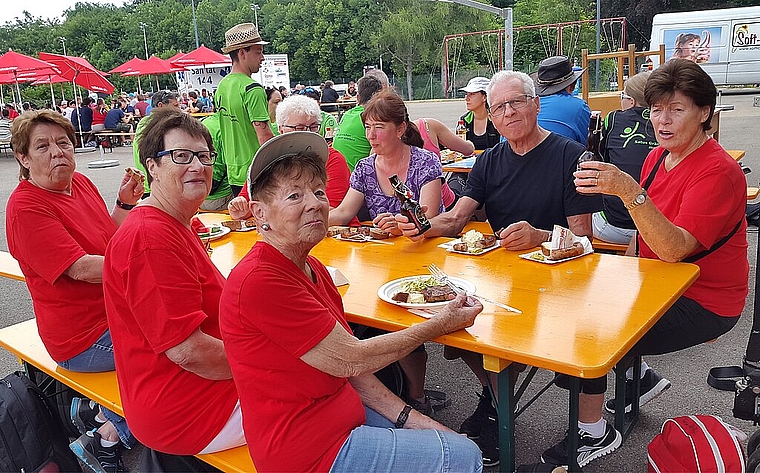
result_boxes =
[260,223,270,231]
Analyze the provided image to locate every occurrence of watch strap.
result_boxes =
[624,190,647,210]
[395,404,412,428]
[116,199,136,211]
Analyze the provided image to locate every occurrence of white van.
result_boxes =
[650,6,760,85]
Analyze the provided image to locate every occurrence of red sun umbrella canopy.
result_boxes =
[38,52,115,94]
[31,73,71,85]
[109,56,146,75]
[121,55,184,76]
[166,51,186,63]
[0,50,56,75]
[172,45,230,68]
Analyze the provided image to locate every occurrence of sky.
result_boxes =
[0,1,127,25]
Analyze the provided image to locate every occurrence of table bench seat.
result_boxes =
[0,256,255,473]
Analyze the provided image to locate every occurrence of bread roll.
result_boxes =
[541,241,584,260]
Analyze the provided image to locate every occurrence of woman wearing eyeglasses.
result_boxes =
[593,72,657,244]
[102,108,245,456]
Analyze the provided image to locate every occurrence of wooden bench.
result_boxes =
[0,139,10,157]
[592,238,628,255]
[0,252,255,472]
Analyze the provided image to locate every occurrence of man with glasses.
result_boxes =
[534,56,591,144]
[397,70,603,467]
[215,23,274,197]
[131,90,180,196]
[227,94,354,224]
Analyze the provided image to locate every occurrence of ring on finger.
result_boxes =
[593,178,598,186]
[596,171,601,179]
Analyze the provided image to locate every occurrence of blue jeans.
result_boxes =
[592,211,636,245]
[57,330,135,448]
[329,407,482,473]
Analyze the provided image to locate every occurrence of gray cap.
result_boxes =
[248,132,328,195]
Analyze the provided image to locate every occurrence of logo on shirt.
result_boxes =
[619,121,646,148]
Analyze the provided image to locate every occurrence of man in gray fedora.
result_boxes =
[215,23,275,196]
[534,55,591,144]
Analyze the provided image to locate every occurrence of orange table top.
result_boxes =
[728,149,746,161]
[200,214,699,378]
[0,251,23,282]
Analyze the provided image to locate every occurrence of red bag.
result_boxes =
[648,415,745,473]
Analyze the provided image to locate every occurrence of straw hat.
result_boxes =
[222,23,269,54]
[533,56,586,97]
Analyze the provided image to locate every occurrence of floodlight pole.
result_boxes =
[428,0,512,71]
[191,0,200,49]
[59,37,67,56]
[251,4,261,31]
[139,23,149,60]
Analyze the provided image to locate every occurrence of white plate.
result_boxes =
[438,238,500,256]
[377,275,477,309]
[198,224,231,241]
[518,246,593,264]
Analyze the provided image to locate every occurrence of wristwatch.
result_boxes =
[625,189,647,210]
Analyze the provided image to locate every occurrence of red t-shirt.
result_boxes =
[135,101,149,117]
[6,173,114,361]
[7,108,19,119]
[91,107,106,126]
[103,207,238,454]
[638,139,748,316]
[220,242,365,472]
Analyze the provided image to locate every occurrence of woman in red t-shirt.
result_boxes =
[536,59,749,469]
[6,110,143,470]
[91,98,107,132]
[220,132,483,472]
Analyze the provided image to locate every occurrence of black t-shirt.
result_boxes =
[464,133,603,232]
[321,88,339,112]
[600,107,658,229]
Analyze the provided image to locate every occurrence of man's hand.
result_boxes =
[432,293,483,334]
[228,196,251,220]
[498,220,547,250]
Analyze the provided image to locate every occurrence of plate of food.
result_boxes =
[328,225,391,242]
[519,240,593,264]
[440,149,466,164]
[377,275,476,309]
[197,224,231,241]
[438,229,499,255]
[221,218,257,232]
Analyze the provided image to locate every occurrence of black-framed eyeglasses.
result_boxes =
[282,124,320,132]
[155,149,217,166]
[489,95,534,116]
[620,92,633,100]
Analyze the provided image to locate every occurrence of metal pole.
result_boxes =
[595,0,600,91]
[504,8,513,71]
[140,23,149,60]
[59,37,67,56]
[251,4,260,30]
[191,0,200,48]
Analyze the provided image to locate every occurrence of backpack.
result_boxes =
[0,371,81,472]
[139,447,221,472]
[349,324,406,398]
[24,362,83,439]
[648,415,745,473]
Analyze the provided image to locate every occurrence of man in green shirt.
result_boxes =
[331,75,383,171]
[199,113,233,211]
[215,23,274,196]
[132,90,180,195]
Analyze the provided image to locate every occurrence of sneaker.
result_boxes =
[407,396,434,416]
[474,413,500,467]
[70,430,125,473]
[540,423,622,468]
[604,368,671,414]
[460,386,497,439]
[424,389,452,412]
[71,397,105,436]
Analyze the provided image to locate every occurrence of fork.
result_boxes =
[428,263,522,314]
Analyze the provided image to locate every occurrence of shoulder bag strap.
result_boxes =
[683,219,743,263]
[642,150,669,190]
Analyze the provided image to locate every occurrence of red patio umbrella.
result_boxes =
[31,72,70,106]
[110,56,147,94]
[121,55,183,90]
[171,45,230,68]
[0,50,57,108]
[166,51,186,64]
[38,52,114,94]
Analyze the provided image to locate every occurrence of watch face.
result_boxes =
[636,193,646,204]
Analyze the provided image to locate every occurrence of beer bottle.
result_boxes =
[577,111,603,171]
[456,119,467,140]
[389,174,431,235]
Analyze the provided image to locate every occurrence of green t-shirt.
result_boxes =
[319,111,337,138]
[132,116,151,193]
[215,72,271,186]
[331,105,370,171]
[201,113,232,201]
